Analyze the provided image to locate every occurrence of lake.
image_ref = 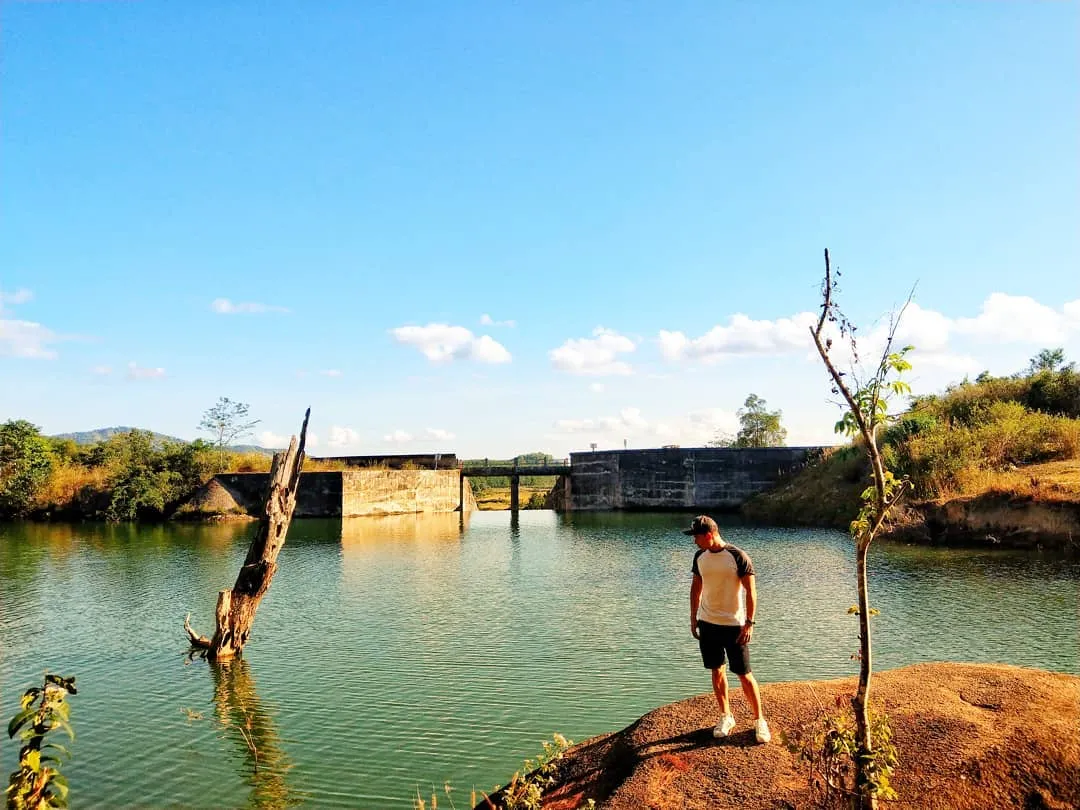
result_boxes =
[1,512,1077,808]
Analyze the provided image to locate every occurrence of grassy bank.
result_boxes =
[743,363,1080,546]
[0,424,355,522]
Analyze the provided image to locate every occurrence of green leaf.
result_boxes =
[50,773,69,799]
[8,707,36,738]
[24,749,41,771]
[43,742,71,759]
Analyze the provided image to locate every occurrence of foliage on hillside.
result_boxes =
[743,359,1080,527]
[1,424,299,522]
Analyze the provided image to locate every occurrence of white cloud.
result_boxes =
[211,298,290,315]
[550,327,636,375]
[954,293,1076,345]
[257,430,290,448]
[391,323,512,364]
[327,426,360,448]
[470,334,513,364]
[126,362,165,380]
[320,369,343,378]
[480,314,516,327]
[425,428,455,441]
[551,406,740,449]
[0,318,60,359]
[383,429,414,443]
[589,382,605,393]
[0,288,33,310]
[1065,299,1080,323]
[659,312,819,363]
[91,365,112,376]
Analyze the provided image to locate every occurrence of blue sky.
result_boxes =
[2,1,1077,458]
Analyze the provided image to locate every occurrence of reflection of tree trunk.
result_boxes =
[211,658,300,809]
[187,410,309,660]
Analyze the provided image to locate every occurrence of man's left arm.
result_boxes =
[738,574,756,645]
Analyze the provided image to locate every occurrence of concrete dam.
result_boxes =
[199,447,822,517]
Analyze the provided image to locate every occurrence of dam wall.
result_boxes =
[209,470,475,518]
[568,447,823,511]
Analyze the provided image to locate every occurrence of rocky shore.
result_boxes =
[478,662,1079,810]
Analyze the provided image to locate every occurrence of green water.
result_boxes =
[1,512,1077,808]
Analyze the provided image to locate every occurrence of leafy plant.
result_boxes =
[783,694,898,808]
[810,249,911,810]
[0,421,56,518]
[501,733,574,810]
[6,674,77,810]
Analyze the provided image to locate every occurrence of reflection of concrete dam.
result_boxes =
[201,447,822,517]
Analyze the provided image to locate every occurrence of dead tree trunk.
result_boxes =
[186,409,310,661]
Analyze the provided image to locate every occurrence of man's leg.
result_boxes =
[711,666,731,716]
[735,672,764,720]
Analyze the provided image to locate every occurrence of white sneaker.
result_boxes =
[755,718,771,744]
[712,714,736,738]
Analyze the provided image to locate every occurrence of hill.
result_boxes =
[52,427,186,445]
[742,363,1080,550]
[50,427,275,454]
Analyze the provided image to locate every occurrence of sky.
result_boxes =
[1,1,1078,459]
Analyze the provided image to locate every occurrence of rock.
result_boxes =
[477,663,1080,810]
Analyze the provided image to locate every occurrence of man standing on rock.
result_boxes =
[686,515,771,743]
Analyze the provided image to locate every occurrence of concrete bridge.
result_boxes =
[460,461,571,510]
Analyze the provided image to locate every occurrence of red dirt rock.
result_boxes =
[478,663,1080,810]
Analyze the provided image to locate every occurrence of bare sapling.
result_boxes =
[810,249,913,809]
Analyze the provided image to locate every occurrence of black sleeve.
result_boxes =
[691,549,704,576]
[729,547,755,578]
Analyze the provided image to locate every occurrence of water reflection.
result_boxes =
[339,511,470,550]
[210,659,304,809]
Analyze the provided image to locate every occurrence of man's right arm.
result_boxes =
[690,574,702,638]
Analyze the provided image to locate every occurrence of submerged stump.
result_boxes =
[185,409,310,660]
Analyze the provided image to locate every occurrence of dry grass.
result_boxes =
[33,462,110,510]
[937,459,1080,504]
[475,487,553,510]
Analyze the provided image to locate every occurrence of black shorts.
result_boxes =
[697,621,751,675]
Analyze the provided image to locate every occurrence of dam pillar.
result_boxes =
[458,469,465,512]
[510,474,520,512]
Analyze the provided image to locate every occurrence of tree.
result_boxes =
[0,420,55,518]
[199,398,260,452]
[1028,348,1067,375]
[199,398,260,472]
[732,394,787,447]
[810,249,912,809]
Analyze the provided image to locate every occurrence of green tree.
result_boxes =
[1028,347,1066,374]
[199,398,259,469]
[0,420,55,518]
[811,249,912,809]
[733,394,787,447]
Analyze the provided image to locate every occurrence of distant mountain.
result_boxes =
[52,427,187,445]
[50,427,275,454]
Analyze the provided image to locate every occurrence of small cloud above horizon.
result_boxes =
[391,323,512,364]
[126,361,165,380]
[211,298,290,315]
[480,313,516,327]
[550,327,636,376]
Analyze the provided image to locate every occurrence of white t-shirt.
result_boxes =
[691,544,755,626]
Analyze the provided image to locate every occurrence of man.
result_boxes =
[686,515,771,743]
